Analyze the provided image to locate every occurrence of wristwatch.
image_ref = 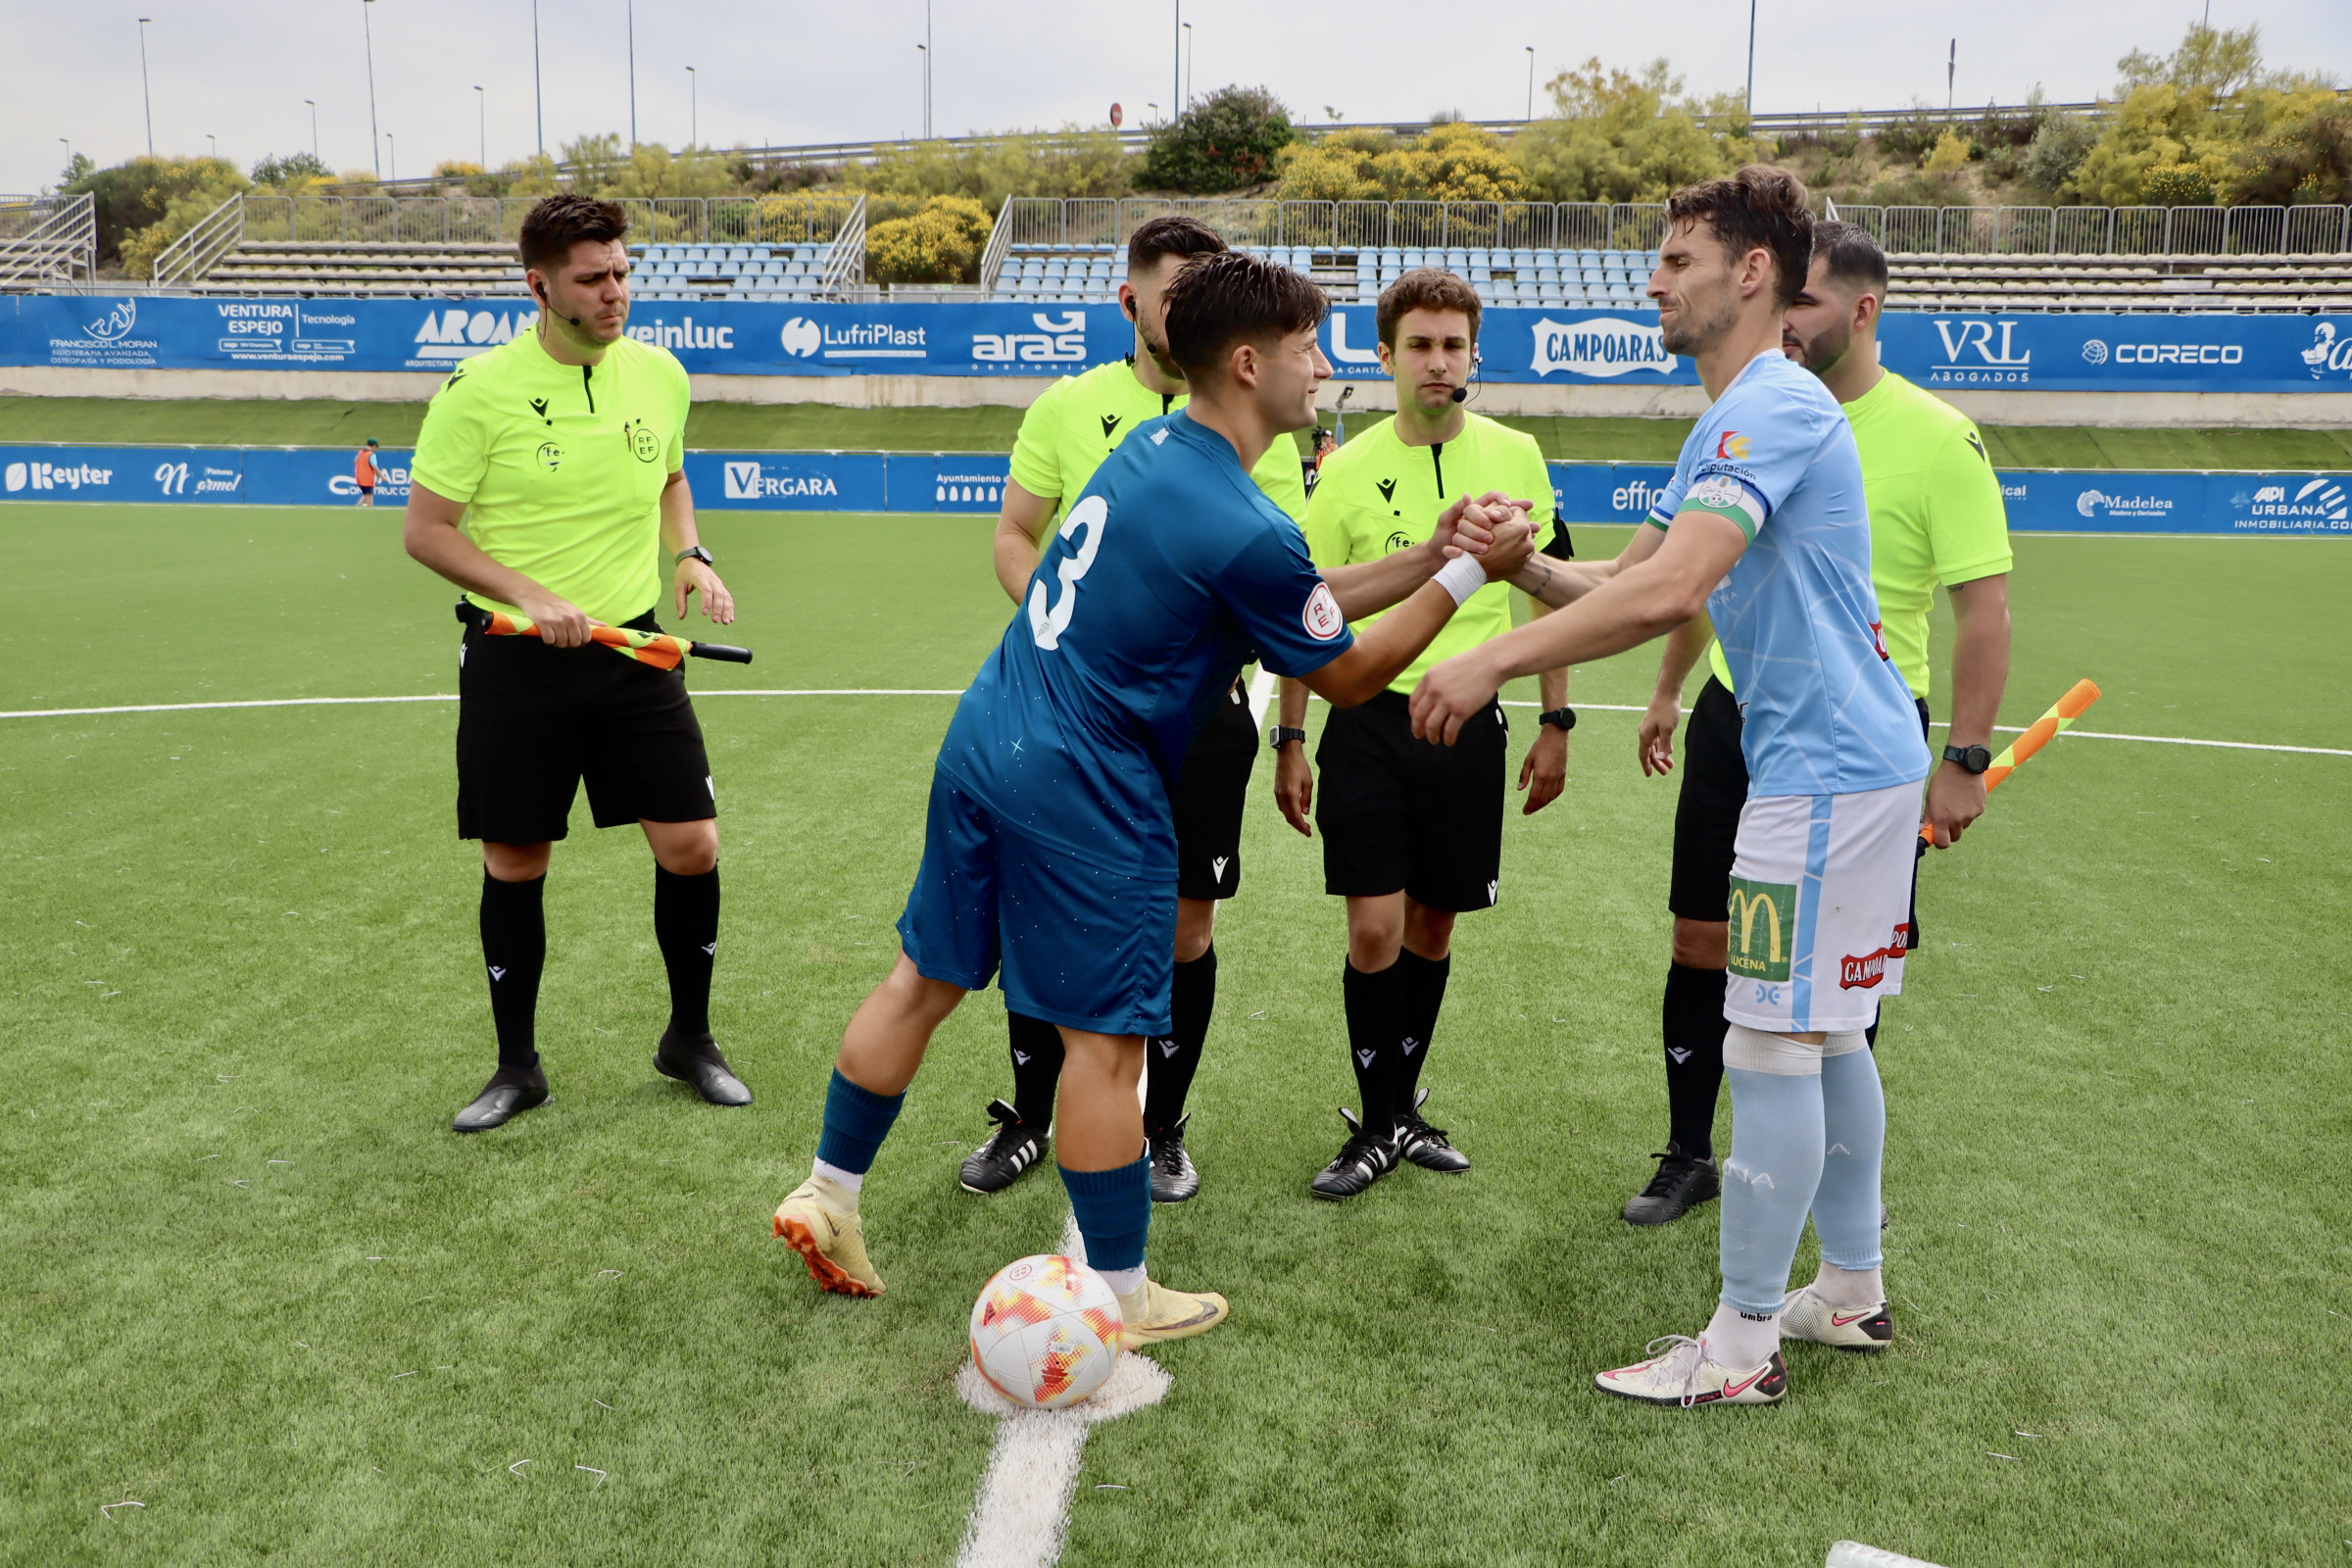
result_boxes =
[675,545,714,566]
[1942,742,1991,774]
[1539,707,1578,733]
[1268,725,1307,752]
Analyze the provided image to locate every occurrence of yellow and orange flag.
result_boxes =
[1922,677,2099,843]
[459,603,752,666]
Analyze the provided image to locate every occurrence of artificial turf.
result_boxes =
[2,501,2348,1567]
[7,394,2352,471]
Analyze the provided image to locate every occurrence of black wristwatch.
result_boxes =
[1539,706,1578,733]
[1942,742,1992,774]
[674,545,714,566]
[1268,725,1307,751]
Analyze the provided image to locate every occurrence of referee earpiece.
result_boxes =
[533,278,583,329]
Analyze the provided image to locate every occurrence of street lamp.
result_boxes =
[915,46,930,140]
[59,138,71,181]
[475,87,486,168]
[386,131,396,181]
[1171,1,1180,124]
[207,133,217,161]
[531,0,544,156]
[1525,47,1536,122]
[362,0,381,179]
[627,1,637,146]
[1182,23,1192,109]
[137,19,154,157]
[304,99,318,162]
[1147,102,1158,128]
[685,66,697,148]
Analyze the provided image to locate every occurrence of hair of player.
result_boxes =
[517,194,632,275]
[1160,252,1328,382]
[1811,220,1889,296]
[1126,214,1227,274]
[1376,268,1482,349]
[1664,165,1814,309]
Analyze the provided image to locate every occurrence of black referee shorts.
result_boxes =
[455,608,716,845]
[1172,682,1259,902]
[1668,675,1932,948]
[1315,689,1506,912]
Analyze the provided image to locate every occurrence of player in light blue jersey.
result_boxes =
[772,253,1535,1342]
[1411,168,1930,1408]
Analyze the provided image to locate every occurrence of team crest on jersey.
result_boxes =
[1689,473,1748,511]
[1301,582,1346,641]
[537,442,564,470]
[1386,530,1413,552]
[630,423,662,463]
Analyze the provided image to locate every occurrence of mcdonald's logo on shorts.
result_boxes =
[1725,876,1796,983]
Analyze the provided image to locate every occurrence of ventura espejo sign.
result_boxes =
[11,295,2352,393]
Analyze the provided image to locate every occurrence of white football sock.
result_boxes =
[1703,1299,1781,1371]
[810,1158,863,1197]
[1809,1262,1884,1310]
[1099,1265,1147,1298]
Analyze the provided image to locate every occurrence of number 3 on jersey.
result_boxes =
[1028,494,1106,650]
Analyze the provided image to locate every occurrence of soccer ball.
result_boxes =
[969,1254,1124,1409]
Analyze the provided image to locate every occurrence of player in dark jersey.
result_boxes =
[770,253,1534,1340]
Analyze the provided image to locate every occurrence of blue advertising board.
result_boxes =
[11,293,2352,393]
[5,442,2346,534]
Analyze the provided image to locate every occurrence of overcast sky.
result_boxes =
[5,0,2346,192]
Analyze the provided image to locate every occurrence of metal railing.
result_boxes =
[150,191,246,284]
[815,195,867,298]
[990,195,2352,262]
[0,192,98,287]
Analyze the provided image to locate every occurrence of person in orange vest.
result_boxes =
[355,439,381,507]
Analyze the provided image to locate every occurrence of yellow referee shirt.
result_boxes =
[1302,412,1561,694]
[1007,356,1308,526]
[412,326,691,626]
[1703,369,2010,702]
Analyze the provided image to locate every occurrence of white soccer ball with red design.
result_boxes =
[969,1254,1124,1409]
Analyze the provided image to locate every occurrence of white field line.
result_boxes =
[4,690,2344,759]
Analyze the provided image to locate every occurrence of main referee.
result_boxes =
[403,194,752,1133]
[1619,220,2013,1223]
[1272,268,1576,1200]
[957,215,1309,1204]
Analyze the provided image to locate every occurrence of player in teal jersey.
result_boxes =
[960,218,1322,1205]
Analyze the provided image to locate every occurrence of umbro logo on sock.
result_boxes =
[1486,880,1498,905]
[1212,856,1230,884]
[701,942,717,956]
[1401,1036,1420,1056]
[488,966,506,981]
[1012,1051,1031,1066]
[1355,1049,1376,1068]
[1667,1047,1692,1064]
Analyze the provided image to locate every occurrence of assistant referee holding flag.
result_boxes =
[404,194,752,1132]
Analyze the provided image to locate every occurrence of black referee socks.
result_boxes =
[1006,1011,1065,1129]
[1392,949,1450,1116]
[479,871,546,1070]
[653,863,720,1039]
[1343,957,1403,1136]
[1144,946,1216,1138]
[1662,961,1730,1159]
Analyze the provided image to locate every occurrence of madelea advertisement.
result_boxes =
[11,293,2352,393]
[5,441,2344,535]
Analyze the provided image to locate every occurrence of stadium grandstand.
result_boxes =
[5,187,2349,316]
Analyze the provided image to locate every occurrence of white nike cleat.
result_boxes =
[1593,1335,1788,1407]
[1779,1286,1893,1351]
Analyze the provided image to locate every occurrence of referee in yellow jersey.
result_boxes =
[403,194,752,1133]
[956,215,1308,1204]
[1619,220,2013,1224]
[1272,268,1577,1200]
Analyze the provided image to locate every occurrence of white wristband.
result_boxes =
[1432,552,1488,608]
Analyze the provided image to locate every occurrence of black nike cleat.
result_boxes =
[1621,1144,1721,1226]
[1149,1113,1200,1203]
[1309,1108,1397,1201]
[1395,1087,1470,1173]
[959,1099,1049,1195]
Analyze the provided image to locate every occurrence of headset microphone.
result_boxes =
[534,280,583,329]
[1450,350,1484,404]
[1450,383,1469,404]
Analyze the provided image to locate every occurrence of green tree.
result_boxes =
[1140,86,1294,193]
[865,194,993,284]
[65,155,248,272]
[2021,113,2099,196]
[865,128,1132,209]
[2227,90,2352,205]
[251,151,331,189]
[1507,59,1748,203]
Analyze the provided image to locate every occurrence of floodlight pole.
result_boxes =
[305,99,318,162]
[1946,39,1956,113]
[532,0,544,156]
[363,0,380,178]
[1525,46,1535,122]
[475,86,485,168]
[137,19,154,157]
[627,2,637,146]
[1744,0,1756,121]
[1183,23,1192,109]
[915,46,930,140]
[1172,0,1180,122]
[686,66,697,148]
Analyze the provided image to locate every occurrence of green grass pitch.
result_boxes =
[3,499,2349,1567]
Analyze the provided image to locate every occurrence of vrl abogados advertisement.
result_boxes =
[9,294,2352,393]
